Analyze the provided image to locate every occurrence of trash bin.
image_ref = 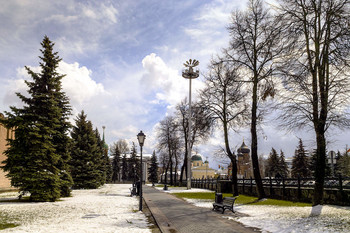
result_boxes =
[215,193,223,203]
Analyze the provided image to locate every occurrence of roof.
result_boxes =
[191,154,202,161]
[238,141,250,154]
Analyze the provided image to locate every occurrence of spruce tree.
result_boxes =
[70,111,102,189]
[265,148,280,177]
[111,144,121,183]
[1,36,72,201]
[121,154,128,182]
[291,139,310,178]
[279,150,289,177]
[148,151,158,185]
[128,143,139,182]
[94,128,107,186]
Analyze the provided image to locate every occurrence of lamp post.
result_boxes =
[137,130,146,211]
[182,59,199,190]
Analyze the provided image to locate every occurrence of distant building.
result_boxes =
[191,153,216,179]
[228,141,252,178]
[0,113,14,190]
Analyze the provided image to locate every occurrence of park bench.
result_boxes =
[212,197,237,214]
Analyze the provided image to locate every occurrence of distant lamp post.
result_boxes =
[182,59,200,190]
[137,130,146,211]
[328,151,336,177]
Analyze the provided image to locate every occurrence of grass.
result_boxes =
[0,223,18,230]
[171,192,311,207]
[0,213,19,230]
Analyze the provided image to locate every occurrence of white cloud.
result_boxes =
[58,61,108,105]
[141,53,204,108]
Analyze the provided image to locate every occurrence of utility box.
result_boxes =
[215,193,223,203]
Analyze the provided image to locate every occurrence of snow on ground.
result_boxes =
[0,184,151,233]
[162,187,350,233]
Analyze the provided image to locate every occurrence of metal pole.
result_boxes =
[139,145,143,211]
[187,78,192,190]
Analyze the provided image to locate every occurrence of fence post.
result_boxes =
[282,176,286,199]
[269,176,273,196]
[297,176,301,200]
[242,177,245,194]
[339,174,343,191]
[250,176,253,194]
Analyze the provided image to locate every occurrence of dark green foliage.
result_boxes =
[128,143,139,182]
[279,150,289,177]
[265,148,280,177]
[70,111,103,189]
[310,149,331,177]
[291,139,310,178]
[111,145,121,183]
[121,154,128,182]
[148,150,158,184]
[1,36,72,201]
[94,128,108,186]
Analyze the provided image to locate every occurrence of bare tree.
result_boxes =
[176,99,213,183]
[157,116,181,185]
[225,0,286,199]
[115,139,130,155]
[277,0,350,205]
[200,60,248,196]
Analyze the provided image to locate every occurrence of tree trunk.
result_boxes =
[313,128,326,205]
[251,79,265,199]
[223,118,238,196]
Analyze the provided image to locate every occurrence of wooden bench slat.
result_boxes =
[212,197,237,214]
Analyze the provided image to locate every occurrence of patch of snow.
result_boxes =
[154,186,215,193]
[158,188,350,233]
[0,184,152,233]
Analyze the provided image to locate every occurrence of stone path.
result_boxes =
[143,186,260,233]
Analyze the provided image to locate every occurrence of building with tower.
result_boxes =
[191,153,215,179]
[228,141,252,178]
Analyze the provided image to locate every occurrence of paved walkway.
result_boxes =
[143,186,260,233]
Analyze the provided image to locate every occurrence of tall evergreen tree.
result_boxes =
[279,150,289,177]
[111,144,121,183]
[1,36,72,201]
[94,128,107,186]
[148,151,159,185]
[121,154,128,182]
[265,148,280,177]
[128,142,139,182]
[291,139,310,178]
[70,111,102,189]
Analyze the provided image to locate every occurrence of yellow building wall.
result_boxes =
[192,168,216,179]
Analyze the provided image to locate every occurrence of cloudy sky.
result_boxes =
[1,0,349,168]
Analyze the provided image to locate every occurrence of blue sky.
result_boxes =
[1,0,349,168]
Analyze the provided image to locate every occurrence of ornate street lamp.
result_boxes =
[182,59,199,190]
[137,130,146,211]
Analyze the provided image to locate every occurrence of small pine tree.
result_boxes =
[1,36,72,201]
[94,128,107,186]
[291,138,310,178]
[279,150,289,177]
[148,151,158,184]
[121,154,128,182]
[128,142,139,182]
[111,145,121,183]
[265,148,280,177]
[70,111,102,189]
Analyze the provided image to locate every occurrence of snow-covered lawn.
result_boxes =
[163,186,350,233]
[0,184,151,233]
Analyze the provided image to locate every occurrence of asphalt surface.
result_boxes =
[143,185,260,233]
